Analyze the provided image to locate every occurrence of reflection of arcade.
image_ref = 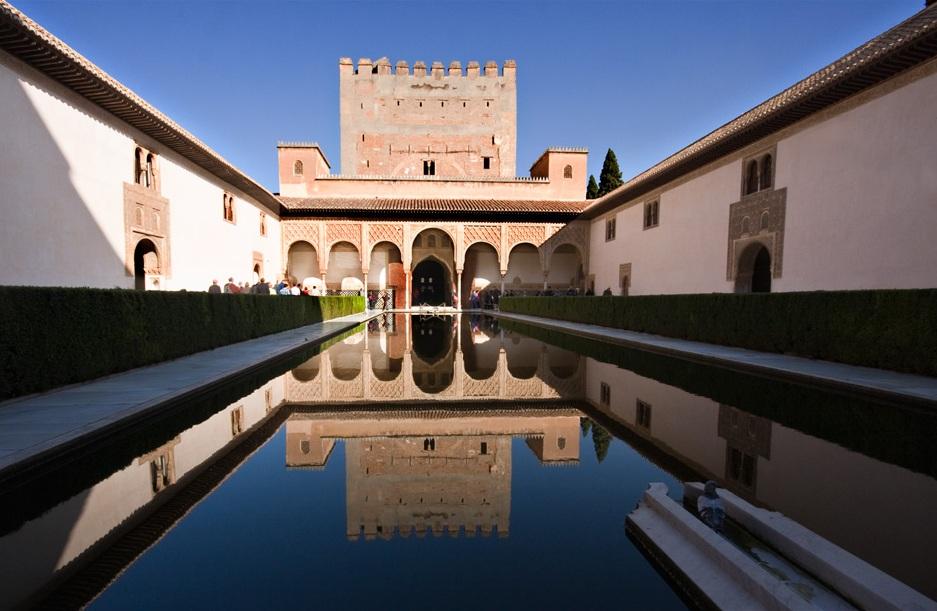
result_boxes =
[284,314,584,403]
[285,406,582,540]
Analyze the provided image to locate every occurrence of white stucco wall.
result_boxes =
[0,52,281,291]
[588,61,937,295]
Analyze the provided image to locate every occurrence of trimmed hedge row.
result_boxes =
[0,287,364,400]
[500,290,937,376]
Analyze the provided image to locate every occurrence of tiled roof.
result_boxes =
[0,0,282,214]
[280,197,588,216]
[581,3,937,219]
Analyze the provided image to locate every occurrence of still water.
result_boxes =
[2,314,936,609]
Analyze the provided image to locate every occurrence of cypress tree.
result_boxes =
[597,148,623,197]
[592,423,612,463]
[586,175,599,199]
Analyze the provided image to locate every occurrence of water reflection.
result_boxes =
[285,314,584,403]
[286,406,581,540]
[2,314,936,608]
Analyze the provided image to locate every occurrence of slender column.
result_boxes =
[457,271,463,310]
[405,271,411,309]
[363,272,369,302]
[543,270,549,292]
[500,272,506,294]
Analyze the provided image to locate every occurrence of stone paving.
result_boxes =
[492,311,937,408]
[0,312,376,482]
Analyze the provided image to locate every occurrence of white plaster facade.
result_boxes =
[585,59,937,295]
[0,50,281,291]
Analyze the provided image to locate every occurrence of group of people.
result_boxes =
[207,277,313,296]
[468,289,500,309]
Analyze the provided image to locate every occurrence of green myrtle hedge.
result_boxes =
[500,290,937,376]
[0,287,364,400]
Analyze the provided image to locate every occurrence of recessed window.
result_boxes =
[745,160,759,195]
[605,217,616,241]
[440,100,445,107]
[742,150,776,196]
[760,154,773,190]
[259,212,267,237]
[600,382,611,406]
[134,146,158,191]
[293,160,304,176]
[485,100,491,107]
[223,193,236,223]
[643,200,659,229]
[483,156,491,170]
[480,442,488,455]
[563,164,573,179]
[423,159,435,176]
[636,399,652,429]
[419,100,423,107]
[361,134,365,142]
[396,100,401,106]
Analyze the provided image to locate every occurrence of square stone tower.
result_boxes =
[339,57,517,178]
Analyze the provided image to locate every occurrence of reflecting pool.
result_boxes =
[2,314,935,609]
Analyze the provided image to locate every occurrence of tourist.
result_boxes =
[697,480,726,533]
[208,279,221,294]
[290,283,301,296]
[224,277,240,294]
[278,282,292,295]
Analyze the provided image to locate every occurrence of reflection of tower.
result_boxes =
[346,435,511,540]
[283,409,582,540]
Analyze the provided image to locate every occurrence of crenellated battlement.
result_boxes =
[339,56,517,78]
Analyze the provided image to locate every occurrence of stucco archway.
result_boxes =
[547,243,584,293]
[287,241,320,284]
[735,242,772,293]
[133,238,159,290]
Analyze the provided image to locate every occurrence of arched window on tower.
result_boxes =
[745,160,759,195]
[760,154,773,190]
[294,160,304,176]
[563,164,573,179]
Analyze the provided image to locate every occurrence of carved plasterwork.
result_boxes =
[463,225,501,257]
[327,223,361,250]
[726,187,786,280]
[507,225,545,251]
[368,224,404,255]
[282,220,320,268]
[123,182,170,278]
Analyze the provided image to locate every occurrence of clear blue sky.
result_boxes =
[14,0,924,192]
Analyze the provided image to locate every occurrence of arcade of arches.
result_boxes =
[282,220,589,308]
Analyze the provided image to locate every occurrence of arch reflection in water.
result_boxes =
[283,315,584,403]
[284,406,583,540]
